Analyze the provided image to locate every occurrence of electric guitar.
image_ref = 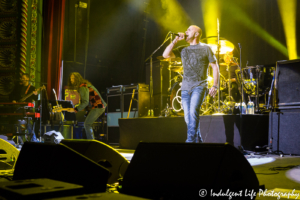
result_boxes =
[18,85,46,102]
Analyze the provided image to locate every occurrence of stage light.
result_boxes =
[148,0,192,32]
[201,0,220,37]
[125,0,149,12]
[277,0,298,59]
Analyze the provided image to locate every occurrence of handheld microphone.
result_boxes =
[170,32,180,37]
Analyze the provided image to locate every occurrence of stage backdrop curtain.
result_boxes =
[42,0,65,100]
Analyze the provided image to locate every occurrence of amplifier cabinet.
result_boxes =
[107,84,150,144]
[275,59,300,107]
[269,111,300,155]
[107,90,150,117]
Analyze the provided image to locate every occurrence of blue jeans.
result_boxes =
[181,86,207,143]
[28,121,37,142]
[84,108,105,139]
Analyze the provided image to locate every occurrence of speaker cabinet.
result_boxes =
[269,111,300,155]
[121,142,259,199]
[107,92,150,116]
[13,143,110,193]
[107,86,150,144]
[275,59,300,107]
[60,139,129,184]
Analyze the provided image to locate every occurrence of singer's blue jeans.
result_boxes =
[84,108,105,139]
[181,86,207,143]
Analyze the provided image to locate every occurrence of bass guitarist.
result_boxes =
[10,73,38,103]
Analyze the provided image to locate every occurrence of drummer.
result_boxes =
[219,52,241,102]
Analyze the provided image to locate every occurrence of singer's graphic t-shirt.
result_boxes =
[173,43,216,92]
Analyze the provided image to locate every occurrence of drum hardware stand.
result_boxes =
[225,63,235,113]
[145,34,171,114]
[255,65,260,113]
[266,74,275,110]
[217,19,221,113]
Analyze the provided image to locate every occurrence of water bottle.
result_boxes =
[241,102,246,114]
[165,103,170,117]
[247,101,254,114]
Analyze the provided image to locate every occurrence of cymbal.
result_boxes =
[168,66,183,73]
[219,63,237,66]
[205,38,234,54]
[157,56,181,62]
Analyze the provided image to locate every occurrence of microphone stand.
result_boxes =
[145,35,171,112]
[213,19,222,115]
[238,43,245,153]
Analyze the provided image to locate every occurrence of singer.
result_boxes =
[163,25,219,143]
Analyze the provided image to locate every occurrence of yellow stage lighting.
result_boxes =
[278,0,298,59]
[220,1,288,57]
[201,0,220,38]
[148,0,192,32]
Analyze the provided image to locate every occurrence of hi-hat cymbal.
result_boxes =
[205,38,234,55]
[157,56,181,62]
[219,63,237,66]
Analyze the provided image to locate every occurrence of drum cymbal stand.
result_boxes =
[225,64,235,113]
[214,18,224,115]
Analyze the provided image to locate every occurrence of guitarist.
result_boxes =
[68,72,106,139]
[10,73,38,143]
[10,73,38,103]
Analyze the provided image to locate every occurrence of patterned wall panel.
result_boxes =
[0,17,17,42]
[0,73,14,96]
[0,45,16,70]
[0,0,19,101]
[0,0,18,14]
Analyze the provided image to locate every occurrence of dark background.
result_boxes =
[62,0,300,98]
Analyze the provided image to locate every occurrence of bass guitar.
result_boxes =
[18,85,46,102]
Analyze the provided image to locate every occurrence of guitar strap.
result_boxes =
[25,85,31,95]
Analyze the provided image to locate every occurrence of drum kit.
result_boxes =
[157,37,274,116]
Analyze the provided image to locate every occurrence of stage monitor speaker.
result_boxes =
[0,178,84,200]
[269,111,300,155]
[275,59,300,106]
[60,139,129,184]
[121,142,259,199]
[13,142,110,193]
[0,138,19,163]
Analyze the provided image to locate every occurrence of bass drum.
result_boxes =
[170,82,183,113]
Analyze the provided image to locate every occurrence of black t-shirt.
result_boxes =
[173,43,216,91]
